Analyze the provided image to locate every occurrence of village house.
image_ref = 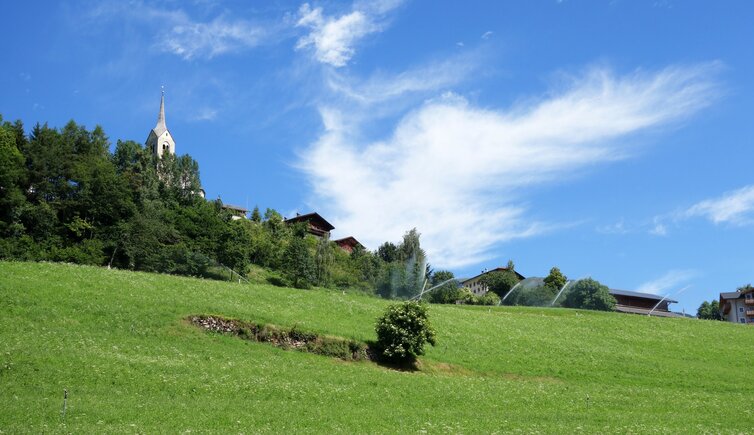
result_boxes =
[221,204,248,220]
[719,287,754,324]
[284,212,335,238]
[460,267,527,296]
[333,236,364,253]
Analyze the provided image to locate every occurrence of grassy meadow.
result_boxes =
[1,261,753,433]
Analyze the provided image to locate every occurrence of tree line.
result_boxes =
[0,115,433,295]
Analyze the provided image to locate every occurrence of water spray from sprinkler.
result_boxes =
[648,285,691,316]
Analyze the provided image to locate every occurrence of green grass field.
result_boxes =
[2,261,753,433]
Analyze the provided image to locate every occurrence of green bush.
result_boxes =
[374,301,436,364]
[562,278,616,311]
[476,291,501,306]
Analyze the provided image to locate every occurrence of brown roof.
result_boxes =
[222,204,248,213]
[284,212,335,231]
[615,305,683,318]
[333,236,364,249]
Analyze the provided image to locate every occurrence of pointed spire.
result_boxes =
[156,86,166,129]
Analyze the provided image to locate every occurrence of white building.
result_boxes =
[460,267,526,296]
[145,90,176,158]
[720,289,754,324]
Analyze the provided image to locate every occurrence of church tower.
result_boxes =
[146,89,176,158]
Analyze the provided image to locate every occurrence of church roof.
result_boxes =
[151,91,168,137]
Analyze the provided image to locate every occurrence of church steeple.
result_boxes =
[156,88,166,130]
[146,87,175,158]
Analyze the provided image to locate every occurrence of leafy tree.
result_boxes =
[562,278,616,311]
[217,220,251,275]
[543,267,567,291]
[509,285,556,307]
[480,270,521,301]
[374,301,436,364]
[281,227,315,289]
[431,270,455,285]
[0,118,27,234]
[377,242,398,263]
[314,234,334,286]
[425,270,461,304]
[250,205,261,223]
[697,300,722,320]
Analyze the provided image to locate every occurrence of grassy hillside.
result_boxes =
[1,262,753,433]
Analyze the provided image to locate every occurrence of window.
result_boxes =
[740,307,744,313]
[741,318,746,324]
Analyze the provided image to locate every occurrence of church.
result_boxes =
[145,90,205,198]
[146,89,176,158]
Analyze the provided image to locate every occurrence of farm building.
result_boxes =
[284,212,335,238]
[333,236,364,253]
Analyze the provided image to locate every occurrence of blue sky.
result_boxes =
[3,0,754,313]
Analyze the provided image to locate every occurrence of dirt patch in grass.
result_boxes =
[189,315,373,361]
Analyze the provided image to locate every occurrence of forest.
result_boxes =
[0,115,431,295]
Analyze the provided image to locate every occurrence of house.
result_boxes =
[460,267,526,296]
[609,289,679,317]
[284,212,335,238]
[719,288,754,324]
[222,204,248,220]
[333,236,364,253]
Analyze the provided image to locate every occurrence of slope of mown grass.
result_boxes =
[1,261,753,433]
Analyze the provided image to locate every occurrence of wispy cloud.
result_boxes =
[637,269,697,295]
[684,184,754,225]
[300,63,721,268]
[160,15,267,60]
[191,107,218,121]
[295,1,403,67]
[324,52,479,105]
[85,2,271,60]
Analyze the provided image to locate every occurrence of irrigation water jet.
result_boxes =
[550,280,573,306]
[499,281,523,305]
[648,285,691,316]
[410,278,457,301]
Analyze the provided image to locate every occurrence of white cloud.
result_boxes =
[300,63,720,268]
[637,269,697,295]
[649,218,668,236]
[84,2,269,60]
[192,107,218,121]
[295,1,401,67]
[481,31,493,40]
[684,185,754,225]
[161,15,267,60]
[324,53,478,105]
[597,219,629,235]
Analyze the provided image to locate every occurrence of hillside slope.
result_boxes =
[1,262,752,433]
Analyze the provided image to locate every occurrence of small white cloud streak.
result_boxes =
[637,269,697,295]
[300,63,720,268]
[163,15,266,60]
[324,54,478,105]
[295,1,401,67]
[85,2,268,60]
[685,185,754,225]
[192,107,218,121]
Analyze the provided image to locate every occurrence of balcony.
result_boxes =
[746,298,754,305]
[746,310,754,317]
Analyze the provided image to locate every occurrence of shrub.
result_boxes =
[374,301,436,364]
[562,278,616,311]
[477,291,501,306]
